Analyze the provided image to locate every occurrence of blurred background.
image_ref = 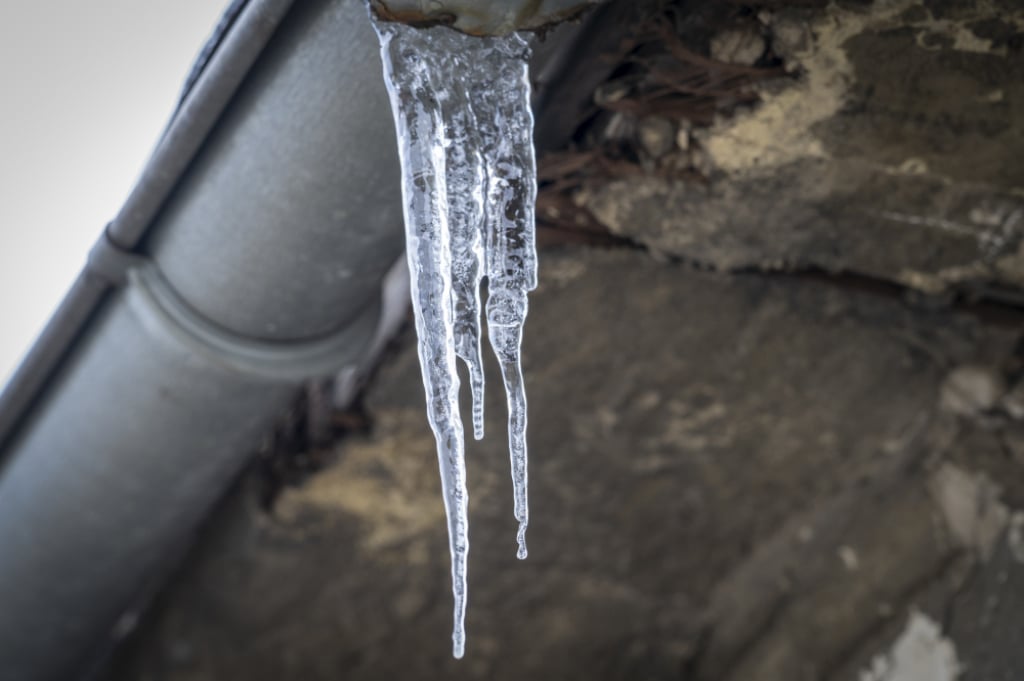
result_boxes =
[2,1,1023,680]
[0,1,224,386]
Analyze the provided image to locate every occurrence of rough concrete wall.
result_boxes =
[576,0,1024,298]
[103,252,1024,681]
[101,1,1024,679]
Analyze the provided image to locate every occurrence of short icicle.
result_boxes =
[468,32,537,560]
[372,12,538,657]
[439,47,488,443]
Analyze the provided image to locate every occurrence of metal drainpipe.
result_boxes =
[0,0,608,679]
[0,1,402,679]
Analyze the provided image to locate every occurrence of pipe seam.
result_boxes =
[88,230,378,383]
[86,227,149,287]
[127,266,379,382]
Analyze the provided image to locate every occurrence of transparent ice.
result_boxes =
[372,17,537,659]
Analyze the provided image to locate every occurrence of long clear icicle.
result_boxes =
[373,16,537,658]
[375,23,470,659]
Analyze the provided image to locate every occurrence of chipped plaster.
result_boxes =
[859,612,960,681]
[928,463,1009,561]
[699,0,1020,174]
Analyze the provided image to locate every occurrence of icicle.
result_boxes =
[439,48,488,442]
[471,33,537,561]
[374,21,470,659]
[372,13,538,657]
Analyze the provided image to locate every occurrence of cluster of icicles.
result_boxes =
[372,14,537,659]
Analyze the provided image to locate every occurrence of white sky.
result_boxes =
[0,1,229,387]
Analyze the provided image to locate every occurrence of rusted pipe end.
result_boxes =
[369,0,603,36]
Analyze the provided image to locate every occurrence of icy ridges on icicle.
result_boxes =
[438,46,488,442]
[374,20,471,659]
[441,31,537,560]
[472,33,537,560]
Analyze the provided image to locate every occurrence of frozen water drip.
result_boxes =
[372,15,538,658]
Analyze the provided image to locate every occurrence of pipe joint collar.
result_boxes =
[125,265,380,383]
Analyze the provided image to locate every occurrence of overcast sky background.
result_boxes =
[0,1,228,387]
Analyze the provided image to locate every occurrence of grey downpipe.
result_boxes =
[0,1,406,679]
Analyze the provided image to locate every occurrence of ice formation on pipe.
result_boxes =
[372,16,537,659]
